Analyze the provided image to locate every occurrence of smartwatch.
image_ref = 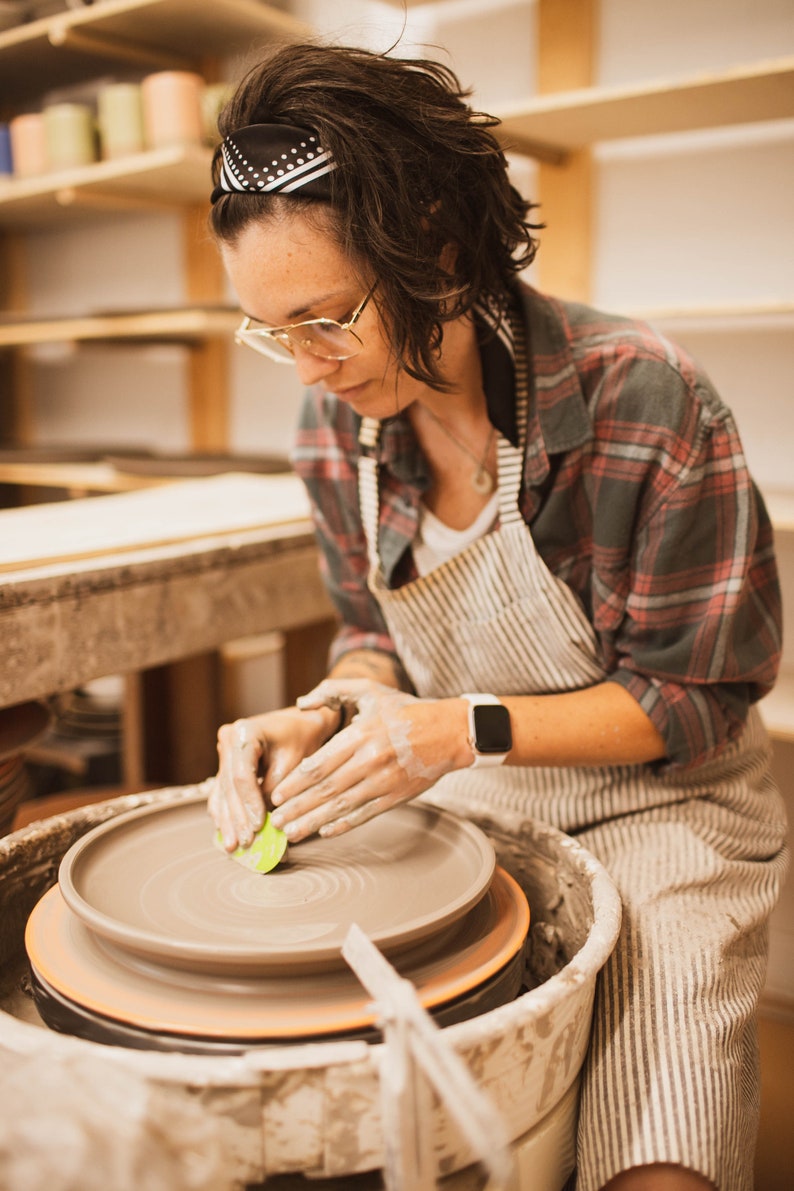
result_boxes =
[462,693,512,769]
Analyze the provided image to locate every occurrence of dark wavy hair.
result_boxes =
[210,42,541,389]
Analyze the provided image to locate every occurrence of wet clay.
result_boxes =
[56,797,496,973]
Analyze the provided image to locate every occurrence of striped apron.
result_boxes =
[357,331,788,1190]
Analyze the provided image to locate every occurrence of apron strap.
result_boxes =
[496,308,529,526]
[358,417,382,571]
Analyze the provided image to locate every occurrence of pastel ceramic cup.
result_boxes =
[43,102,97,171]
[141,70,204,149]
[9,112,48,178]
[97,82,145,159]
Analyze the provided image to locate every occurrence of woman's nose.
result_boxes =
[293,349,342,387]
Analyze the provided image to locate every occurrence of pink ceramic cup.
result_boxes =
[9,112,48,177]
[141,70,204,150]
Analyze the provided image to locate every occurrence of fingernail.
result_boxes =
[270,811,283,829]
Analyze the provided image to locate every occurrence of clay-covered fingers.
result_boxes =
[269,727,362,838]
[208,706,342,851]
[212,718,266,850]
[269,719,426,842]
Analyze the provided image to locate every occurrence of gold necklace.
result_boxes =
[422,406,496,495]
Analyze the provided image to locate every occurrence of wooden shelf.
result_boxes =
[495,56,794,162]
[0,144,214,226]
[621,300,794,332]
[0,461,169,492]
[0,0,308,106]
[0,305,239,347]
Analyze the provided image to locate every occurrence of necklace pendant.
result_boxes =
[471,466,494,495]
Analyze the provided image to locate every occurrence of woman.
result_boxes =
[207,42,787,1191]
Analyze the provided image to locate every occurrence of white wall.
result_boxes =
[18,0,794,999]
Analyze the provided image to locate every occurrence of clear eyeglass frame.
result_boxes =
[234,285,376,365]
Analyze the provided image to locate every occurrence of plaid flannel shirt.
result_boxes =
[292,282,781,770]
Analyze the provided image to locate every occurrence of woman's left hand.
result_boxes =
[269,679,468,841]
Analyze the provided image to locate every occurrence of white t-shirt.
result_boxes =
[412,492,499,576]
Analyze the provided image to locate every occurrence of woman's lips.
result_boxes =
[330,381,369,401]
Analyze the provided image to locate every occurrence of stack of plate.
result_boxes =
[0,755,31,836]
[25,796,530,1052]
[0,701,51,834]
[51,682,122,746]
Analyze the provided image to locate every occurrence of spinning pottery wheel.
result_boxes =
[0,788,622,1188]
[25,796,530,1048]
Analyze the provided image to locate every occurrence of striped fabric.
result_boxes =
[356,309,788,1189]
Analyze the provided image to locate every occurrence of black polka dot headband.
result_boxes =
[211,123,337,204]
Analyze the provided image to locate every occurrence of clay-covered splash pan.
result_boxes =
[55,797,497,975]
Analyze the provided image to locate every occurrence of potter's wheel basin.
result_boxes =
[27,796,528,1044]
[1,788,622,1185]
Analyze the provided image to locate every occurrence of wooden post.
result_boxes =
[182,203,229,451]
[536,0,596,302]
[0,232,35,449]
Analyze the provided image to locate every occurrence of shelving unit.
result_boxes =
[0,0,330,791]
[0,0,308,454]
[0,0,308,106]
[494,55,794,163]
[498,0,794,746]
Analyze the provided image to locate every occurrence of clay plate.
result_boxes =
[27,866,528,1040]
[57,797,496,974]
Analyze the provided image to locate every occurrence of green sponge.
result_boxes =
[214,814,288,874]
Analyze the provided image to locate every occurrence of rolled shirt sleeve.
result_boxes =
[583,363,781,769]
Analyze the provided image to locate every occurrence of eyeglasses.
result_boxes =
[234,284,376,364]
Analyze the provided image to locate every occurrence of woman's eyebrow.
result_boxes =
[241,289,354,326]
[284,289,353,321]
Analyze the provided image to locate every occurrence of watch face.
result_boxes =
[473,704,512,754]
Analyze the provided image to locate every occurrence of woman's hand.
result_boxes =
[208,705,339,851]
[268,679,471,842]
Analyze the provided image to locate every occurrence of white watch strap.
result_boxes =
[461,693,509,769]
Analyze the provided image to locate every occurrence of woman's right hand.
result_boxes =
[208,705,339,851]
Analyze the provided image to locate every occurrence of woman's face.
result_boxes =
[221,209,429,418]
